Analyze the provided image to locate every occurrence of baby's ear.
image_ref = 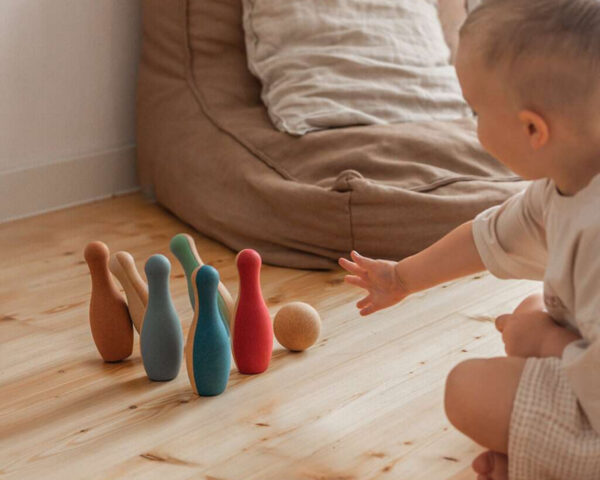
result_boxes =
[518,110,549,150]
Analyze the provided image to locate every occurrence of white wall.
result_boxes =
[0,0,142,222]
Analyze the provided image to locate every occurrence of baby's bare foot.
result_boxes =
[472,450,508,480]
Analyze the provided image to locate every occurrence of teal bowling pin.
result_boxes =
[169,233,232,334]
[185,265,231,396]
[141,254,184,381]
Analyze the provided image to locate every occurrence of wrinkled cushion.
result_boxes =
[242,0,471,135]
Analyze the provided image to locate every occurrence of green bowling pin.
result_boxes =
[169,234,232,334]
[185,265,231,396]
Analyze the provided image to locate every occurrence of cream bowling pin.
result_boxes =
[109,251,148,333]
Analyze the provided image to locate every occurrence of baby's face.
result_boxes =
[455,41,543,179]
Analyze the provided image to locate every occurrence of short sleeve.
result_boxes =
[472,180,547,280]
[571,223,600,342]
[562,223,600,433]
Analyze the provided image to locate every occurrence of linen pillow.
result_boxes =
[242,0,471,136]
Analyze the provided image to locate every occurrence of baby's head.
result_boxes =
[456,0,600,190]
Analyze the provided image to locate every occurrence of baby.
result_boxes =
[339,0,600,478]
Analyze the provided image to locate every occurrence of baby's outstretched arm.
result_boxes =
[339,220,486,315]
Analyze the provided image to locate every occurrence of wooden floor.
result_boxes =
[0,193,540,480]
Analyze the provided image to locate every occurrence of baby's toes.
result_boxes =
[472,451,493,474]
[472,451,508,480]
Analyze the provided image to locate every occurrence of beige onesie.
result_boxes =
[472,173,600,479]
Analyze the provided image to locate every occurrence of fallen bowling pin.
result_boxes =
[141,254,184,381]
[232,249,273,374]
[84,241,133,362]
[109,251,148,333]
[169,233,234,334]
[186,265,231,396]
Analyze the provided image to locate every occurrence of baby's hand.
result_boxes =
[338,251,410,316]
[495,311,565,358]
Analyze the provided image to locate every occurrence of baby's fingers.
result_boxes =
[345,275,369,290]
[350,250,377,269]
[357,294,373,309]
[338,257,366,277]
[359,304,378,316]
[357,294,380,315]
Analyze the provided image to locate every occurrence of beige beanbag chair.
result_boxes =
[136,0,524,269]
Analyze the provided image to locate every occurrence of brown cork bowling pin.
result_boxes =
[84,241,133,362]
[232,249,273,374]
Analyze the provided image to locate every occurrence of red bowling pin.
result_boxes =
[232,249,273,374]
[84,241,134,362]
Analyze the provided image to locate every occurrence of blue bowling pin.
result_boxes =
[141,254,184,381]
[185,265,231,396]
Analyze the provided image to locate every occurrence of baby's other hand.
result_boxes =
[495,310,559,358]
[338,251,410,316]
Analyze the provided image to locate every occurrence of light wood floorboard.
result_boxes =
[0,193,540,479]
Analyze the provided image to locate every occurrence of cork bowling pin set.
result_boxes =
[84,234,320,397]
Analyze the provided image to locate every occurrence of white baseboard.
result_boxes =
[0,145,140,223]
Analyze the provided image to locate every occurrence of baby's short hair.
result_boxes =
[460,0,600,117]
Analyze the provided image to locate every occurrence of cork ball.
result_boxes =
[274,302,321,352]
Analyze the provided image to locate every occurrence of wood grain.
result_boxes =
[0,193,540,479]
